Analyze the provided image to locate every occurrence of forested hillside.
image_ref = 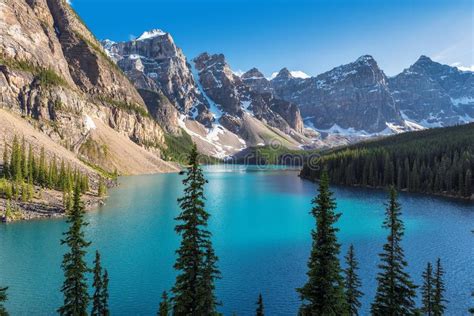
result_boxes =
[300,123,474,199]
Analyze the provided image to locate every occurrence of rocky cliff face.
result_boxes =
[103,35,309,151]
[267,55,474,134]
[270,56,403,133]
[388,55,474,126]
[193,53,306,141]
[102,30,214,128]
[241,68,273,93]
[0,0,175,174]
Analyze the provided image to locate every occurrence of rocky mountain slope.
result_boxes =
[271,56,403,133]
[103,32,312,156]
[248,55,474,135]
[0,0,178,175]
[389,55,474,127]
[103,24,474,152]
[3,0,470,171]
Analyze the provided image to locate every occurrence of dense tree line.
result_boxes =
[301,123,474,198]
[1,136,89,201]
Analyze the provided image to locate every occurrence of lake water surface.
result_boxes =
[0,165,473,315]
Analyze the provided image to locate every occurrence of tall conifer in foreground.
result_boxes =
[344,244,363,316]
[158,291,169,316]
[0,286,8,316]
[432,258,446,316]
[171,144,220,315]
[371,187,417,315]
[469,290,474,315]
[58,183,91,316]
[101,270,110,316]
[297,170,347,315]
[201,243,221,314]
[421,262,434,316]
[256,293,264,316]
[92,251,104,316]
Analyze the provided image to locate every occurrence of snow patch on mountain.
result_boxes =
[178,115,246,158]
[189,61,223,119]
[451,96,474,106]
[269,70,310,80]
[83,114,96,131]
[137,29,167,41]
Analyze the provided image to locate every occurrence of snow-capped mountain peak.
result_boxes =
[136,29,167,41]
[270,69,310,80]
[290,71,310,79]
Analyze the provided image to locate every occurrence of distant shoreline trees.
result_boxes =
[1,136,90,212]
[301,123,474,199]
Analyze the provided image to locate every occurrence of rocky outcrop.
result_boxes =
[46,0,145,105]
[138,88,181,135]
[0,0,173,174]
[193,53,307,144]
[102,29,310,151]
[241,68,273,93]
[269,55,474,134]
[102,30,213,128]
[271,56,402,133]
[388,55,474,126]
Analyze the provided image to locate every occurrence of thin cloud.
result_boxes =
[451,62,474,72]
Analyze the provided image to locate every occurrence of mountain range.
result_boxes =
[103,29,474,156]
[1,0,473,173]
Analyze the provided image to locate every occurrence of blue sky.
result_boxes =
[72,0,473,77]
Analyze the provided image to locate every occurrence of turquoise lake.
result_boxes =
[0,165,473,315]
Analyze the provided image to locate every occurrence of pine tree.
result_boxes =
[10,136,21,182]
[201,243,221,314]
[469,290,474,315]
[371,187,417,315]
[0,286,8,316]
[171,144,220,315]
[21,182,28,202]
[2,142,9,179]
[27,144,34,182]
[256,293,264,316]
[432,258,447,316]
[297,170,347,315]
[101,269,110,316]
[58,183,91,316]
[21,137,27,180]
[98,178,106,197]
[421,262,434,316]
[465,169,472,197]
[91,251,103,316]
[38,147,46,186]
[158,291,169,316]
[344,244,363,316]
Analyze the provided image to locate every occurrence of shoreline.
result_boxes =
[0,189,107,223]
